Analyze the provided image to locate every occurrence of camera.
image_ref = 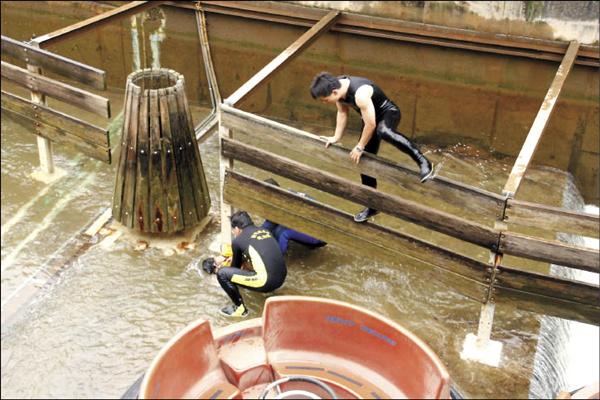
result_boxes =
[201,257,217,274]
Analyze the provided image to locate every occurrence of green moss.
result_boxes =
[524,1,544,22]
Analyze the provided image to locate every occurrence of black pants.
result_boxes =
[216,267,285,306]
[361,107,426,189]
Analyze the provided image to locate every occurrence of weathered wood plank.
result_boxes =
[168,88,198,228]
[175,85,203,227]
[502,41,580,197]
[195,8,221,107]
[33,1,164,47]
[500,232,599,273]
[1,106,109,162]
[219,117,234,243]
[1,90,108,146]
[506,199,599,238]
[493,269,600,325]
[195,112,218,143]
[1,61,110,118]
[180,85,211,216]
[26,50,55,174]
[159,88,183,232]
[223,170,489,302]
[221,137,499,249]
[121,86,141,228]
[225,10,340,106]
[1,35,106,89]
[496,264,599,306]
[221,104,505,219]
[149,89,166,233]
[112,85,133,221]
[134,92,150,231]
[494,286,599,325]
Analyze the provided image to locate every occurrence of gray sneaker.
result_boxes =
[219,304,248,317]
[354,207,379,223]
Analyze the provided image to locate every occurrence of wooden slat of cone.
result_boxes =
[159,87,183,233]
[113,68,211,234]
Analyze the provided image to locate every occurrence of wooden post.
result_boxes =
[113,68,210,234]
[219,120,233,244]
[26,42,54,175]
[461,234,504,366]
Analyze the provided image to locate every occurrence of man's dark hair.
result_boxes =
[310,72,341,99]
[230,210,254,229]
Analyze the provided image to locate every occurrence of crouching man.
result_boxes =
[215,210,287,317]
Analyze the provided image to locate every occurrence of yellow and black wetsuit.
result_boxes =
[216,225,286,307]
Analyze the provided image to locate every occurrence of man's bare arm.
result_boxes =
[323,102,349,148]
[350,85,376,163]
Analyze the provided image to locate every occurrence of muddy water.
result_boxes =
[1,2,598,399]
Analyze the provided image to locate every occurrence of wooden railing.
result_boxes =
[1,35,111,163]
[220,104,599,325]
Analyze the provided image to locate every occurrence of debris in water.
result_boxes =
[135,240,149,251]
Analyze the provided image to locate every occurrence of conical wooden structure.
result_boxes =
[113,68,210,234]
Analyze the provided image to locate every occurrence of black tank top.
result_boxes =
[337,75,397,121]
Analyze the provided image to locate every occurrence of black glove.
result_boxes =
[201,257,216,274]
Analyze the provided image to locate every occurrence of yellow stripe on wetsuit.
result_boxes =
[231,245,267,288]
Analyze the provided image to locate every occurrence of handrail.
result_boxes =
[222,136,500,249]
[1,61,110,118]
[1,35,106,89]
[220,106,599,273]
[221,103,506,218]
[223,169,600,325]
[221,104,598,228]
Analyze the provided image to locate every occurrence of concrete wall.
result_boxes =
[290,1,600,45]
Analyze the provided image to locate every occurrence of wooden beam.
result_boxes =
[195,112,218,143]
[502,41,580,198]
[32,1,164,48]
[224,10,340,106]
[494,285,599,326]
[497,264,599,306]
[495,264,599,325]
[2,106,110,162]
[1,91,108,147]
[1,61,110,118]
[224,169,489,302]
[500,231,599,273]
[221,104,505,219]
[195,8,221,107]
[1,35,106,89]
[506,198,599,238]
[221,137,499,249]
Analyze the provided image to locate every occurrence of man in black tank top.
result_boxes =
[310,72,434,222]
[215,211,287,317]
